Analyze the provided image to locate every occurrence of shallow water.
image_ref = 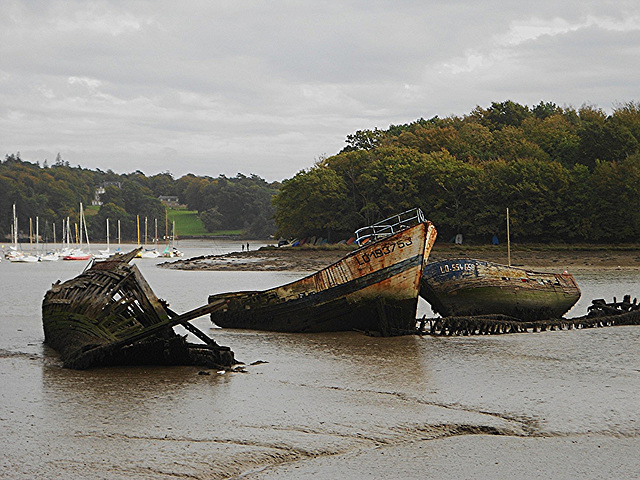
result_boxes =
[1,241,639,479]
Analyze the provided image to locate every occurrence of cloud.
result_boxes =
[1,1,639,180]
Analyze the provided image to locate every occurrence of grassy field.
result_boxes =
[86,206,241,237]
[167,208,242,237]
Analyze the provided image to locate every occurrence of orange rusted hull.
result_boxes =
[210,222,437,336]
[421,258,581,320]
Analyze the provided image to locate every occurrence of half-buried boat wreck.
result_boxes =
[209,209,437,336]
[42,248,236,369]
[420,258,581,321]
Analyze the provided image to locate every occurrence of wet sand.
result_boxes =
[2,243,639,479]
[161,244,640,272]
[4,328,639,480]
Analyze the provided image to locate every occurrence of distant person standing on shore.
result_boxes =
[246,242,250,251]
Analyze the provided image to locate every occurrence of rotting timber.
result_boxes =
[418,296,640,336]
[42,248,236,370]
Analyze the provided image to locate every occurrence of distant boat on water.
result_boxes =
[62,249,92,261]
[209,209,437,336]
[40,251,60,262]
[420,258,581,321]
[93,218,113,260]
[161,220,183,257]
[7,207,39,263]
[136,216,161,258]
[62,203,91,261]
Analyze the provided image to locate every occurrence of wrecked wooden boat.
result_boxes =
[209,209,437,336]
[42,248,236,369]
[420,258,581,321]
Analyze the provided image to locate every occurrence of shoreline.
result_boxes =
[160,243,640,272]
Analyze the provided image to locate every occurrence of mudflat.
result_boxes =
[3,242,640,479]
[161,244,640,272]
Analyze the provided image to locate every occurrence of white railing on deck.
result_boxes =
[354,208,425,245]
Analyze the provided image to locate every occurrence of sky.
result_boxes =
[1,1,639,182]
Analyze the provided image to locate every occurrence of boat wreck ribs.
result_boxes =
[42,248,236,369]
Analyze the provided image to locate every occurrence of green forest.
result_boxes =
[3,100,640,245]
[274,100,640,244]
[0,154,279,242]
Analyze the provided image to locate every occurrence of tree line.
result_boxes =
[0,154,278,242]
[5,99,640,245]
[273,101,640,244]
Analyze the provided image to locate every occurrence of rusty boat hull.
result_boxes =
[209,221,437,336]
[420,258,581,321]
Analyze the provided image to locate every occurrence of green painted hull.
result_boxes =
[421,258,581,320]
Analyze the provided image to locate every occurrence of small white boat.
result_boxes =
[92,249,111,260]
[40,251,60,262]
[6,246,24,262]
[11,253,40,263]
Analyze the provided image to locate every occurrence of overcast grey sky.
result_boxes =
[2,1,639,181]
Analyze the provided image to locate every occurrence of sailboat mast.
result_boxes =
[506,207,511,267]
[165,209,169,247]
[82,204,91,252]
[79,203,83,248]
[13,204,18,249]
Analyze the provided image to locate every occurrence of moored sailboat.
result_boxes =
[161,220,183,257]
[93,218,113,260]
[62,204,92,260]
[6,205,24,262]
[10,213,39,263]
